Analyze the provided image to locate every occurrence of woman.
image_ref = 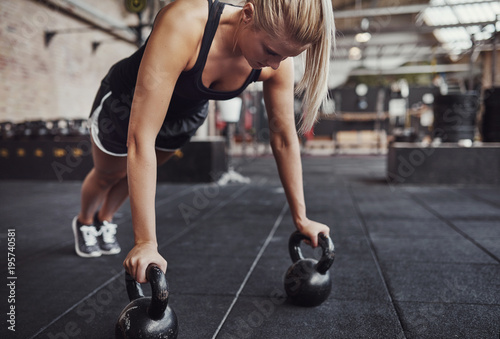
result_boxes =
[73,0,335,283]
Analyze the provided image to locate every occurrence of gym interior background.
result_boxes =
[1,0,499,183]
[1,1,500,339]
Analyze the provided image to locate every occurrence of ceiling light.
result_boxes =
[355,83,368,97]
[349,47,362,60]
[355,32,372,43]
[422,93,434,105]
[361,18,370,31]
[424,0,500,55]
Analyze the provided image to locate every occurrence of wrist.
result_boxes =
[294,216,309,231]
[134,239,158,247]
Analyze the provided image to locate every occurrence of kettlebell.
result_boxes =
[115,265,178,339]
[284,231,335,307]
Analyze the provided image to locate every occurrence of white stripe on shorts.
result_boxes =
[89,91,128,157]
[89,91,179,156]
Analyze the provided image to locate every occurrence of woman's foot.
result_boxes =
[72,216,102,257]
[94,213,121,255]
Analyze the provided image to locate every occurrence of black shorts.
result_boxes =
[89,72,209,156]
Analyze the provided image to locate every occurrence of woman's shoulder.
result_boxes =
[147,0,210,64]
[153,0,209,33]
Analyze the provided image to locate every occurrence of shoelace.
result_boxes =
[100,221,118,244]
[79,226,100,246]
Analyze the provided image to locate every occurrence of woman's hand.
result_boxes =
[296,218,330,248]
[123,242,167,283]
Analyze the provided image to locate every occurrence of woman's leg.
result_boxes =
[73,139,127,257]
[97,149,176,222]
[78,139,128,225]
[97,177,129,223]
[74,143,176,257]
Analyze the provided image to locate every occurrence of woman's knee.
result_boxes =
[90,139,128,188]
[93,168,127,189]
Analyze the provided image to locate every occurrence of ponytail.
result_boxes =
[249,0,336,134]
[295,0,335,134]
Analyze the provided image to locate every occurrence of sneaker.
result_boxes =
[72,216,101,258]
[94,214,121,255]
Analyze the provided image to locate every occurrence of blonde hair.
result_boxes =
[247,0,335,134]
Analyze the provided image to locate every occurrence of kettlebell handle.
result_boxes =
[288,231,335,274]
[125,265,170,320]
[125,273,144,301]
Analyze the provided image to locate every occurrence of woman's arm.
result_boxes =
[262,58,330,247]
[124,3,203,283]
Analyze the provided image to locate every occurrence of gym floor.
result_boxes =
[1,155,499,339]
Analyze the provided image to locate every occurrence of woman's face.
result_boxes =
[239,27,309,70]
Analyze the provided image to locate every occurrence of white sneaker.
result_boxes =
[72,216,102,258]
[95,218,121,255]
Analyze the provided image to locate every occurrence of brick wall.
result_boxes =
[0,0,152,123]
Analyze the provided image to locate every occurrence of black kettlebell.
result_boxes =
[284,231,335,307]
[115,265,178,339]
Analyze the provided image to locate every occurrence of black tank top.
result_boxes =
[108,0,261,109]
